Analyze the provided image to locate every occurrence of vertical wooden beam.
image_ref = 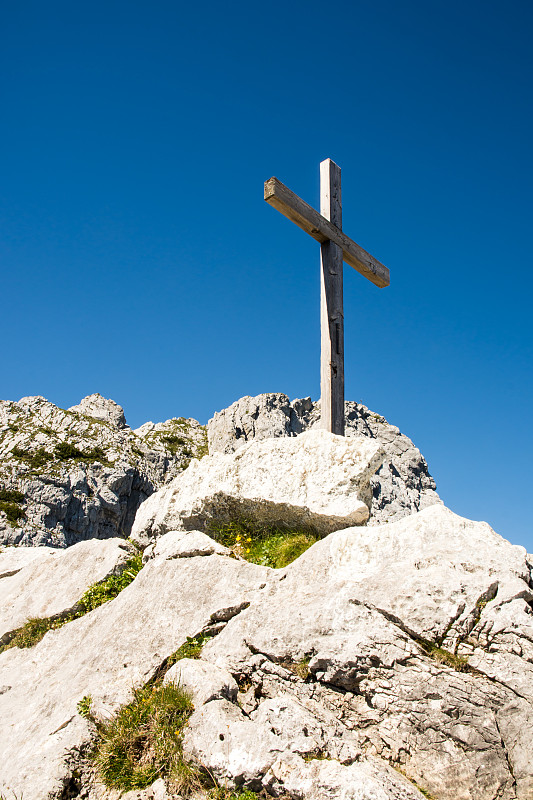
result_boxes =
[320,158,345,436]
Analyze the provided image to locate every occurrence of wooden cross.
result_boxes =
[264,159,390,436]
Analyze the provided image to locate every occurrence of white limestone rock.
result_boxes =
[0,537,135,645]
[207,392,441,525]
[263,754,427,800]
[164,657,238,705]
[0,553,270,800]
[68,393,128,429]
[0,544,57,578]
[183,698,285,788]
[131,429,383,545]
[200,505,533,800]
[1,497,532,799]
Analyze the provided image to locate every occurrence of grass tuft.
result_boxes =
[417,639,471,672]
[207,520,318,569]
[93,683,196,792]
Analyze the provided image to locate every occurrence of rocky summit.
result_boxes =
[0,392,532,800]
[0,393,207,547]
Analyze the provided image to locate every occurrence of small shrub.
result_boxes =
[0,487,25,504]
[208,520,318,569]
[77,695,93,719]
[92,683,195,792]
[161,434,187,450]
[54,442,110,465]
[0,500,25,524]
[11,446,53,469]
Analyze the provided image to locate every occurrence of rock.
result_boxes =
[120,778,171,800]
[199,504,533,800]
[0,537,135,645]
[0,552,270,800]
[0,544,57,578]
[251,695,361,763]
[207,393,440,525]
[155,530,232,560]
[131,429,383,545]
[68,393,128,429]
[164,657,238,705]
[263,754,427,800]
[0,395,207,547]
[2,407,533,800]
[182,698,285,788]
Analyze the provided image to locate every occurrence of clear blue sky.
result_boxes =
[1,1,531,550]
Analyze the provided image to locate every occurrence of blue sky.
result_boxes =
[1,1,532,550]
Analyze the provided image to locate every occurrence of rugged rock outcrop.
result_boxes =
[208,393,440,525]
[1,502,532,800]
[0,394,207,547]
[131,429,384,547]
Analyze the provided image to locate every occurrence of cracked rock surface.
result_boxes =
[0,393,207,547]
[1,505,532,800]
[207,393,440,525]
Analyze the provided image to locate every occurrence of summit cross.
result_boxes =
[264,159,390,436]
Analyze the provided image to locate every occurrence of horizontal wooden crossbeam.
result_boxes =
[264,177,390,288]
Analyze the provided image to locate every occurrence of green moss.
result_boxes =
[208,520,318,569]
[211,789,260,800]
[0,553,143,653]
[416,639,471,672]
[167,631,214,665]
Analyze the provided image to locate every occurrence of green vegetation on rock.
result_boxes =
[0,486,25,526]
[92,683,196,792]
[12,446,54,469]
[87,628,218,792]
[208,519,318,569]
[0,553,143,654]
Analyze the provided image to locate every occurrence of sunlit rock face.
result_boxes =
[130,429,384,548]
[0,394,207,547]
[207,392,441,525]
[1,505,533,800]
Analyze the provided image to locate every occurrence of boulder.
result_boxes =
[207,393,440,525]
[1,477,532,799]
[0,550,270,800]
[131,429,383,546]
[199,504,533,800]
[68,393,128,429]
[164,657,238,705]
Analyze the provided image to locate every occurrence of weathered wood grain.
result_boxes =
[320,159,344,436]
[264,176,389,288]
